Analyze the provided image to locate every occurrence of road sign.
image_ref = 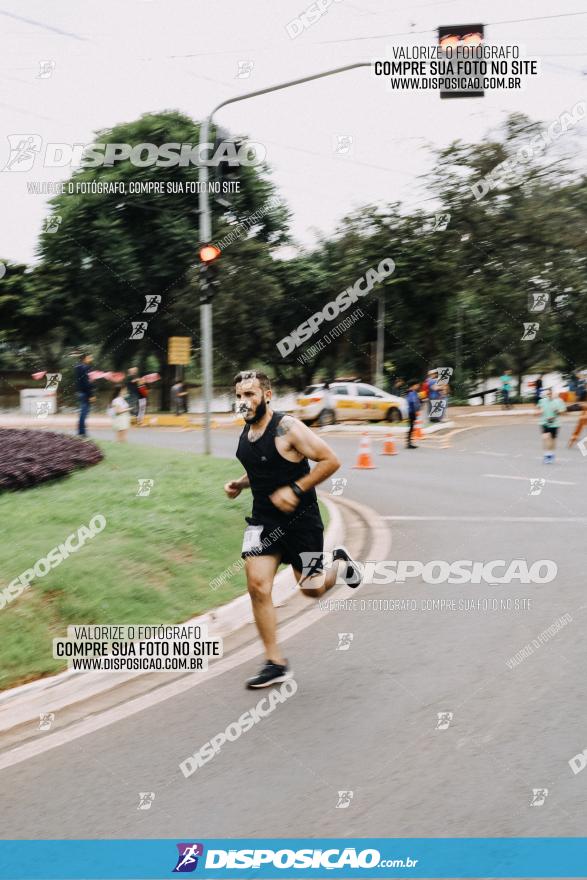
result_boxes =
[168,336,191,365]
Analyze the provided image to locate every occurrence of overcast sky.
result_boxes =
[0,0,585,264]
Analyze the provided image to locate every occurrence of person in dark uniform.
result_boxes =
[74,353,95,436]
[225,370,361,689]
[406,380,422,449]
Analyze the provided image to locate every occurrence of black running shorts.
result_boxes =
[241,514,324,575]
[541,425,558,437]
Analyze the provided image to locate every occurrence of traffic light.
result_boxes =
[438,23,484,99]
[198,244,221,304]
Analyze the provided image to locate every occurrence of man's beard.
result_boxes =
[246,398,267,424]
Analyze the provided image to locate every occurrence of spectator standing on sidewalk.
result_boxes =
[427,370,440,417]
[319,381,336,426]
[109,385,131,442]
[74,353,95,437]
[500,370,513,409]
[406,380,422,449]
[568,372,579,400]
[391,377,405,397]
[137,379,149,425]
[172,381,188,415]
[125,367,140,418]
[420,373,430,405]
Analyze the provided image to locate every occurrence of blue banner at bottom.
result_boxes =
[2,838,587,879]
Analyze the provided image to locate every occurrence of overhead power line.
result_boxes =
[319,9,587,45]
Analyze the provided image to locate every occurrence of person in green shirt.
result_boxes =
[537,388,567,463]
[500,370,513,409]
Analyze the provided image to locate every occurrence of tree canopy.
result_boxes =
[1,109,585,401]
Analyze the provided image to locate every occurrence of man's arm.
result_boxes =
[276,416,341,498]
[282,416,340,490]
[224,473,250,499]
[269,416,340,514]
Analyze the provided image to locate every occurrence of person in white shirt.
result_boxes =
[109,386,131,442]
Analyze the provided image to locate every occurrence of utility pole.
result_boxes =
[375,293,385,388]
[455,301,463,396]
[198,62,372,454]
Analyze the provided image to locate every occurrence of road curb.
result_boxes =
[0,494,345,735]
[0,493,390,769]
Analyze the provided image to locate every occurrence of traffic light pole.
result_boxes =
[199,62,372,454]
[198,116,214,454]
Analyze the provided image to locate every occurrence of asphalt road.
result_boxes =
[1,418,586,839]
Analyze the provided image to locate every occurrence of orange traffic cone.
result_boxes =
[381,433,398,455]
[352,433,376,469]
[413,414,424,441]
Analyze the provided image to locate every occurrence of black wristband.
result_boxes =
[290,481,305,499]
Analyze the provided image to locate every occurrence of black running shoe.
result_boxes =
[246,660,292,689]
[332,546,363,589]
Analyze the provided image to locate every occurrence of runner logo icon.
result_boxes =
[173,843,204,872]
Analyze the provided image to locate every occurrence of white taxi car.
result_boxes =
[295,381,407,426]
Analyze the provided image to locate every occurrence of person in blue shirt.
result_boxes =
[74,353,95,436]
[427,370,440,415]
[406,380,422,449]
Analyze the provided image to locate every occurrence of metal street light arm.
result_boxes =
[199,61,373,453]
[207,62,372,121]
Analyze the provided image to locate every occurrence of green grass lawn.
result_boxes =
[0,441,327,690]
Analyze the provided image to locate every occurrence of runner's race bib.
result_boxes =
[242,524,264,553]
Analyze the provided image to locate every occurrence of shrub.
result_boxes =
[0,429,103,491]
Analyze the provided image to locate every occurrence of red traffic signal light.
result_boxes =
[438,23,484,99]
[199,244,221,264]
[439,28,483,51]
[460,31,483,46]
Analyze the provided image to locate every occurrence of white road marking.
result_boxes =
[383,515,587,522]
[483,473,576,486]
[473,451,522,458]
[459,409,536,417]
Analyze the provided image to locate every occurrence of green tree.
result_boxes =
[38,110,290,403]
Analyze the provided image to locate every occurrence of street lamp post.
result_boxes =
[455,300,463,396]
[198,62,372,454]
[375,292,385,388]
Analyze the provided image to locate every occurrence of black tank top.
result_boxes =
[236,411,320,525]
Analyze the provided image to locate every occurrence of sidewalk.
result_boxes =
[0,412,237,430]
[0,411,453,434]
[0,404,535,435]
